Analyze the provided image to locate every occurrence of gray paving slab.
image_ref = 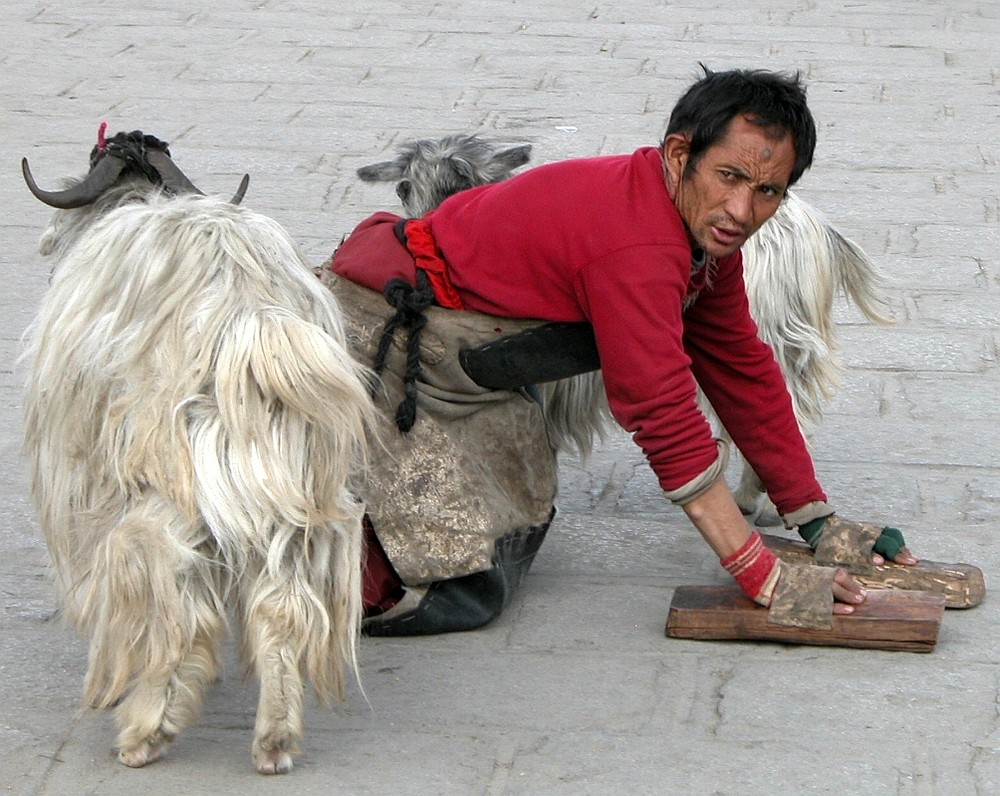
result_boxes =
[1,1,998,794]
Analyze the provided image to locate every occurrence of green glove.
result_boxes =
[873,526,906,560]
[797,515,828,547]
[798,515,907,561]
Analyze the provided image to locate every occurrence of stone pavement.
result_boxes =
[1,1,998,793]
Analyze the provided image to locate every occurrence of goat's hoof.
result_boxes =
[118,739,166,768]
[253,744,293,775]
[754,509,783,527]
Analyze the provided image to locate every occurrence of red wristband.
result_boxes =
[721,531,781,606]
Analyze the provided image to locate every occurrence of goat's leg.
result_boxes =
[734,463,783,527]
[733,458,763,516]
[240,522,361,775]
[115,609,222,767]
[242,581,309,775]
[250,646,303,775]
[78,503,223,767]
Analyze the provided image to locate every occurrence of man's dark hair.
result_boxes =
[664,65,817,187]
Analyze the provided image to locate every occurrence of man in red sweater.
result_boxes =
[328,66,916,634]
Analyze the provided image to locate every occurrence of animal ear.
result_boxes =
[479,144,532,182]
[451,157,480,185]
[490,144,532,170]
[356,160,405,182]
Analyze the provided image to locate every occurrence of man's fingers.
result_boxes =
[832,568,866,604]
[871,546,919,566]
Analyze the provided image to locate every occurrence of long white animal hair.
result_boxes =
[726,189,894,519]
[742,189,893,425]
[24,182,376,772]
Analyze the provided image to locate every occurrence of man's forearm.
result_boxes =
[682,477,783,606]
[681,476,752,558]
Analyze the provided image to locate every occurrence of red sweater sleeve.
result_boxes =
[574,244,721,493]
[682,253,826,514]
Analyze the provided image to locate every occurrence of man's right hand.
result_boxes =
[685,478,868,614]
[831,568,866,614]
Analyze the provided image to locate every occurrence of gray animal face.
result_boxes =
[357,133,532,217]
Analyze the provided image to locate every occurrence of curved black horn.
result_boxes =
[145,148,205,196]
[22,155,127,209]
[231,174,250,205]
[147,149,249,204]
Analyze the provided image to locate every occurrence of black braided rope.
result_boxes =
[371,269,436,433]
[89,130,171,185]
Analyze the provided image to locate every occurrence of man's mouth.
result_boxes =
[711,225,745,247]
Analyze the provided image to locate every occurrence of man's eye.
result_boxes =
[719,170,736,181]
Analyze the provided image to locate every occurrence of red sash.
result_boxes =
[402,218,465,310]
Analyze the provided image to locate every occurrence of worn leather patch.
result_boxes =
[324,275,559,586]
[813,515,883,568]
[767,562,836,629]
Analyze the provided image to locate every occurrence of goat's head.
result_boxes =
[22,124,250,210]
[356,133,532,217]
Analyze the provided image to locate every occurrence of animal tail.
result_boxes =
[823,224,895,325]
[213,306,373,522]
[537,371,614,458]
[207,306,374,701]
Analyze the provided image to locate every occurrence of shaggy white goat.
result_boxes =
[22,130,374,774]
[357,134,893,522]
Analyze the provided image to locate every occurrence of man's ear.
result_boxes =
[661,133,691,196]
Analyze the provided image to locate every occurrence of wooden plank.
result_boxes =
[761,533,986,609]
[665,584,945,652]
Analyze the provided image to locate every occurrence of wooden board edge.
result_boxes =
[665,585,943,653]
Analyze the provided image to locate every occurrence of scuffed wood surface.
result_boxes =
[762,533,986,609]
[666,584,945,652]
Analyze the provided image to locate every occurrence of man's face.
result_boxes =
[662,114,795,259]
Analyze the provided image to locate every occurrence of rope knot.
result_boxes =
[384,276,434,318]
[370,270,436,432]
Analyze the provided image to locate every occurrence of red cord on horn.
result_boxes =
[97,121,108,153]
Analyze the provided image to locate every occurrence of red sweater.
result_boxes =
[333,147,825,514]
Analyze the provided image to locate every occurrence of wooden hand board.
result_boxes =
[666,584,945,652]
[762,533,985,609]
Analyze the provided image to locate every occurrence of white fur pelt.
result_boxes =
[24,183,375,773]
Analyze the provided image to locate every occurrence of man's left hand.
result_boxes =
[799,514,919,567]
[871,525,918,566]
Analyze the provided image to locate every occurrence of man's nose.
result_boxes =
[725,185,754,226]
